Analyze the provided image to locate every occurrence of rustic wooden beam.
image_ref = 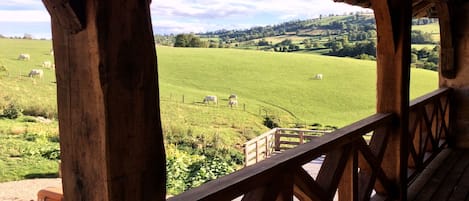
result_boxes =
[42,0,85,33]
[43,0,166,200]
[436,1,456,78]
[371,0,412,199]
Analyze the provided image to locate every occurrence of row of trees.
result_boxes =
[174,34,206,47]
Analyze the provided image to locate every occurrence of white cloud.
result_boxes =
[153,19,255,34]
[0,0,45,9]
[0,10,50,22]
[151,0,369,20]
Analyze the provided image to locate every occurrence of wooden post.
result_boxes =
[440,1,469,148]
[275,129,281,151]
[371,0,411,199]
[436,1,456,79]
[42,0,166,200]
[255,141,259,163]
[299,131,304,144]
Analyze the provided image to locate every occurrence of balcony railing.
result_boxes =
[167,88,451,201]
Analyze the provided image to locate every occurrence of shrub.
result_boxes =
[40,146,61,160]
[2,103,22,119]
[263,115,280,129]
[22,105,57,119]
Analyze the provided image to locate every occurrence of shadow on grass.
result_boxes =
[24,172,59,179]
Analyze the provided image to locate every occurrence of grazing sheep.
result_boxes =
[228,99,238,108]
[29,69,44,78]
[203,95,218,104]
[314,73,323,80]
[18,53,30,60]
[42,61,52,68]
[228,94,238,100]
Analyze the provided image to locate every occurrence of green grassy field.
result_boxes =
[158,47,438,127]
[413,23,440,41]
[0,38,438,183]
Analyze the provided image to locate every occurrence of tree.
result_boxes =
[257,39,269,46]
[174,34,206,48]
[303,39,312,48]
[174,34,189,47]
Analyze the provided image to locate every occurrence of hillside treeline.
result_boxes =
[154,14,440,71]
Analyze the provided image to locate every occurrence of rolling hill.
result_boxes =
[0,38,438,185]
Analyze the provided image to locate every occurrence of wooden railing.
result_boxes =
[169,113,396,201]
[168,88,452,201]
[407,88,451,182]
[244,128,332,166]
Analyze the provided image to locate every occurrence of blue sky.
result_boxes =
[0,0,370,39]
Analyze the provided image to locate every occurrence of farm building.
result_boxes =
[34,0,469,200]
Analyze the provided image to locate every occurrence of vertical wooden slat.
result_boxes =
[256,141,259,163]
[299,131,304,144]
[275,130,281,151]
[339,147,357,201]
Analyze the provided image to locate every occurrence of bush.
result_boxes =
[22,105,57,119]
[263,115,280,129]
[2,103,22,119]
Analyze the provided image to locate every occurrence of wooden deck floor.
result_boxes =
[408,149,469,201]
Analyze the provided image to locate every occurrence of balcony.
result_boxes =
[168,88,452,201]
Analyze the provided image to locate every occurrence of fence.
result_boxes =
[243,128,333,166]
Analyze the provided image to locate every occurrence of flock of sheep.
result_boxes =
[17,50,54,79]
[203,94,238,107]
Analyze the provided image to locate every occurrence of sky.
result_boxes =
[0,0,370,39]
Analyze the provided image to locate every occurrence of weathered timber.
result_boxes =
[42,0,85,33]
[440,2,469,148]
[436,1,456,78]
[43,0,166,200]
[372,0,412,199]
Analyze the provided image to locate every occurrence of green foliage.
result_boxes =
[187,156,235,187]
[411,30,435,44]
[166,145,239,195]
[0,120,60,182]
[264,115,280,129]
[174,34,207,48]
[2,103,22,119]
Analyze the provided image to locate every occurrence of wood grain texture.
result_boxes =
[45,0,166,200]
[371,0,412,199]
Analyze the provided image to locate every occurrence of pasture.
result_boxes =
[0,38,438,184]
[158,46,438,127]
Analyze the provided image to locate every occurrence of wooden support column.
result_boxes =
[440,1,469,148]
[436,1,456,79]
[371,0,411,199]
[42,0,166,200]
